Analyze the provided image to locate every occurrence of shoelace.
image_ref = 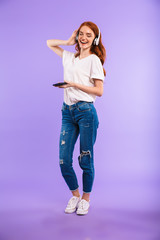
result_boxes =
[67,197,78,208]
[78,199,88,210]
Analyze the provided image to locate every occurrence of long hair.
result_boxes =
[75,21,106,76]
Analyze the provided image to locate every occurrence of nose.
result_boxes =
[81,37,86,41]
[80,35,86,40]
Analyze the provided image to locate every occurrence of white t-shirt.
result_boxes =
[62,50,105,105]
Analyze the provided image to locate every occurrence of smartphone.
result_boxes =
[52,82,67,87]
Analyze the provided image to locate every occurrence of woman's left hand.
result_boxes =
[58,81,75,88]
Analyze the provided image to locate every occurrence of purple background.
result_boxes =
[0,0,159,240]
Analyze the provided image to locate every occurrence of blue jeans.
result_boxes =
[59,101,99,193]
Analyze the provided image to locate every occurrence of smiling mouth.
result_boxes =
[80,40,88,44]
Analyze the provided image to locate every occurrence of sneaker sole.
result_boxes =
[65,208,77,214]
[76,210,88,215]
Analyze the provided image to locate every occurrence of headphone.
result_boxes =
[76,27,100,46]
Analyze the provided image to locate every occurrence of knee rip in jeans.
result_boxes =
[61,140,65,145]
[60,159,64,164]
[62,130,66,135]
[78,150,91,162]
[60,130,67,145]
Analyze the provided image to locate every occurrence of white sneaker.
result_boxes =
[76,199,90,215]
[65,196,81,213]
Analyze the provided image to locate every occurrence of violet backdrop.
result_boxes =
[0,0,159,240]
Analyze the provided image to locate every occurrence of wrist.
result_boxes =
[72,82,77,87]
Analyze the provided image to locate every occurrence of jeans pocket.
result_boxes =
[77,102,91,112]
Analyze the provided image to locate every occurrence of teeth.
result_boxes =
[81,41,88,44]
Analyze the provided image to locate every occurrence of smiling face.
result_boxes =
[78,25,95,51]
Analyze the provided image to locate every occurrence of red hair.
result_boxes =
[75,21,106,76]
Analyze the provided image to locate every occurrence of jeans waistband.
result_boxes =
[63,101,93,110]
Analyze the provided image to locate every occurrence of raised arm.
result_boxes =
[46,39,67,57]
[46,30,78,57]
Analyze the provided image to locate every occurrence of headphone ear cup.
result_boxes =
[93,28,100,45]
[76,33,79,42]
[93,37,97,45]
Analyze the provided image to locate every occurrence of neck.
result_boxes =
[79,48,92,58]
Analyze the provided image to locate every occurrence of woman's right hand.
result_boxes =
[67,30,78,45]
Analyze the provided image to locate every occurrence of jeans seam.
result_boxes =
[90,108,94,190]
[69,127,77,160]
[83,108,94,193]
[69,126,79,190]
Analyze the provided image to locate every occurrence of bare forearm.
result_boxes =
[46,39,69,47]
[73,83,103,97]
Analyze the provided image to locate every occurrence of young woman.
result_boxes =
[47,21,106,215]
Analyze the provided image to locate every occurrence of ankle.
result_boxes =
[73,193,80,198]
[82,192,90,202]
[82,197,90,202]
[72,190,80,198]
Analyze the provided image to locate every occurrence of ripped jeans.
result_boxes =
[59,101,99,193]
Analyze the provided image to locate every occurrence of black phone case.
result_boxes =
[52,82,67,87]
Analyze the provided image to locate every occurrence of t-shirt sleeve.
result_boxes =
[62,50,75,67]
[90,55,105,81]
